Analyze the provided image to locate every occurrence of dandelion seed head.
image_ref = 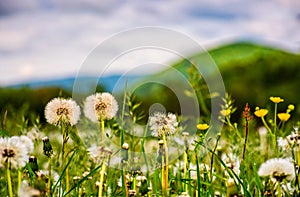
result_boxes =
[19,180,41,197]
[149,112,178,138]
[38,170,59,183]
[88,144,112,164]
[221,153,240,175]
[0,137,29,169]
[258,158,295,182]
[27,127,44,141]
[11,135,34,154]
[277,137,289,150]
[258,127,268,136]
[45,98,81,126]
[84,92,118,122]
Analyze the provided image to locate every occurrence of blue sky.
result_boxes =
[0,0,299,86]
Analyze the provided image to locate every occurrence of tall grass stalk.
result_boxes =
[6,162,13,197]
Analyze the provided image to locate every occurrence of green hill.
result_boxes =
[132,42,300,120]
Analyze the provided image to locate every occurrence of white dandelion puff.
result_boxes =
[26,127,44,141]
[258,158,295,182]
[0,137,29,169]
[149,112,178,138]
[221,153,240,176]
[11,135,34,154]
[88,144,113,164]
[38,170,60,183]
[19,180,40,197]
[84,92,118,122]
[44,98,81,126]
[277,137,289,150]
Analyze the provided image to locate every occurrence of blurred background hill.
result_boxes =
[1,41,300,123]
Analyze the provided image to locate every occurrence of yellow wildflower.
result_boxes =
[269,96,284,103]
[277,113,290,122]
[288,104,295,111]
[197,123,209,130]
[254,109,268,117]
[220,109,231,116]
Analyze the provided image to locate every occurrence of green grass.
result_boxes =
[0,85,300,196]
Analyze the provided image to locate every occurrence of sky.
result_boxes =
[0,0,299,86]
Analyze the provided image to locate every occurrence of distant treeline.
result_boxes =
[0,87,71,126]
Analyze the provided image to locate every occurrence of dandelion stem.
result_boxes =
[161,154,165,195]
[133,176,137,190]
[17,168,21,195]
[162,133,168,196]
[277,182,281,197]
[47,157,52,195]
[61,123,70,193]
[122,170,128,197]
[101,119,105,144]
[6,163,13,197]
[66,164,70,192]
[99,159,107,197]
[183,151,188,192]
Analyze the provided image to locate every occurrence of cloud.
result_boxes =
[0,0,299,86]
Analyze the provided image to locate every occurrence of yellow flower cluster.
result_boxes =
[255,96,295,122]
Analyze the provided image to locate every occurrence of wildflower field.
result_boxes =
[1,82,300,197]
[1,43,300,197]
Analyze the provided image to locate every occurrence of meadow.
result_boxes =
[1,42,300,197]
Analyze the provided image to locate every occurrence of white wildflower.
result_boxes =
[178,192,190,197]
[19,180,40,197]
[258,158,295,182]
[149,112,178,138]
[277,137,289,150]
[38,170,59,183]
[287,131,300,146]
[84,92,118,122]
[0,137,29,169]
[11,135,34,154]
[45,98,81,126]
[27,127,44,141]
[88,144,112,164]
[221,153,240,175]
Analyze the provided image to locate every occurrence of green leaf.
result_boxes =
[0,130,8,137]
